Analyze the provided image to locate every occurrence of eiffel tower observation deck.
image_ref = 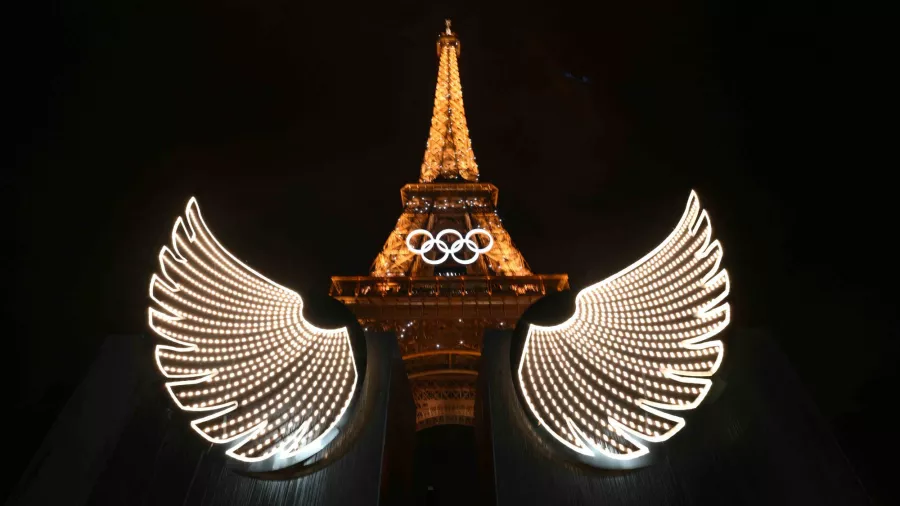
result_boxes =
[330,20,569,430]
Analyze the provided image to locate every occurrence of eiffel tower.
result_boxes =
[330,20,569,430]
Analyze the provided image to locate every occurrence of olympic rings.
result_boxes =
[405,228,494,265]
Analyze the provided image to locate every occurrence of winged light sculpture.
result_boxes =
[517,191,730,463]
[148,198,358,464]
[146,190,726,467]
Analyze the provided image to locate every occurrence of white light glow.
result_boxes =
[517,191,731,461]
[148,198,358,463]
[406,228,494,265]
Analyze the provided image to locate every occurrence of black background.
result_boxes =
[7,0,892,503]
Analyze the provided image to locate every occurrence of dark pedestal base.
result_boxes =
[10,332,415,506]
[477,329,869,505]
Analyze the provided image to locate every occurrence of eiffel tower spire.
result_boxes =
[420,19,479,182]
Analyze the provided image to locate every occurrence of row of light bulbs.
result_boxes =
[517,192,730,460]
[150,199,358,462]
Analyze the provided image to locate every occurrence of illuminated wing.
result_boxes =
[517,191,730,461]
[148,198,358,463]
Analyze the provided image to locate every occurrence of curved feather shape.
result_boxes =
[148,198,358,463]
[517,191,730,461]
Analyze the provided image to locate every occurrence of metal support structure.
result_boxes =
[411,379,477,430]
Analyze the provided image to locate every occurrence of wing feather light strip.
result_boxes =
[517,191,730,462]
[148,197,358,463]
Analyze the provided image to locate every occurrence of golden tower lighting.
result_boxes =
[330,20,569,430]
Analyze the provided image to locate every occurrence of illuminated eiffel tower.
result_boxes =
[330,20,569,430]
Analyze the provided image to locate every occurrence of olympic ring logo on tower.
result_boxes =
[405,229,494,265]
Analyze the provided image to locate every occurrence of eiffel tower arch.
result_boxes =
[330,21,569,431]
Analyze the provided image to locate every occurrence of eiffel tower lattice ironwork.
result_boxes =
[330,20,569,430]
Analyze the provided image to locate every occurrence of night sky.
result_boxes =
[8,0,891,502]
